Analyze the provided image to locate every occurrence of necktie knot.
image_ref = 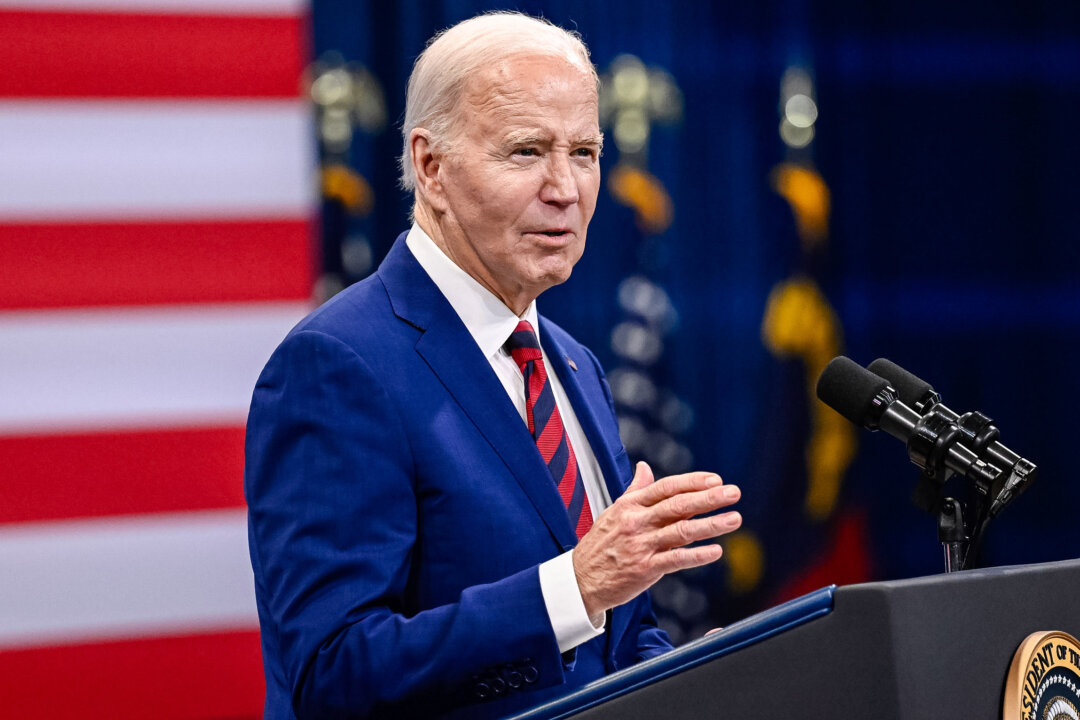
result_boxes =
[505,320,543,367]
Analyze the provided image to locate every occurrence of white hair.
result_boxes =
[399,11,599,192]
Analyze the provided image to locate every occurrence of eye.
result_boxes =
[573,147,598,160]
[514,147,539,157]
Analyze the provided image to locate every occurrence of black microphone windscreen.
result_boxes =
[816,356,891,427]
[868,358,935,406]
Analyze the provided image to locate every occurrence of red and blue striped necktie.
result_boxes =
[505,321,593,539]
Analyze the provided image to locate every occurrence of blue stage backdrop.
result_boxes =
[309,0,1080,634]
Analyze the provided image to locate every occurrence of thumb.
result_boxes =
[626,460,655,492]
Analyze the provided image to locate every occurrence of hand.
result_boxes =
[573,461,742,623]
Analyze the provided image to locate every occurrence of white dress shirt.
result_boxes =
[405,224,609,653]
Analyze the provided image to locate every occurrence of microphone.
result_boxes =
[815,356,1003,493]
[866,358,1036,517]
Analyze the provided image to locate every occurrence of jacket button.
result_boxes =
[490,675,507,695]
[473,681,492,700]
[522,665,539,684]
[504,668,524,689]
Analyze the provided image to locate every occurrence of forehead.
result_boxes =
[460,53,599,135]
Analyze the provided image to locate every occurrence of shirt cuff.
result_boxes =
[538,549,606,654]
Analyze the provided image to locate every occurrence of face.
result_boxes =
[418,53,602,314]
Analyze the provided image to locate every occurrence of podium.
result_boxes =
[512,559,1080,720]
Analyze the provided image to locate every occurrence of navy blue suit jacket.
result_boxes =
[244,234,671,719]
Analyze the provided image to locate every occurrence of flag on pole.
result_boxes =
[0,1,315,716]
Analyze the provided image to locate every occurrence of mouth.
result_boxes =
[530,229,572,238]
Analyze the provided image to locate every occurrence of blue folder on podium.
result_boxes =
[510,559,1080,720]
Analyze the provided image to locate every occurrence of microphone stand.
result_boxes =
[937,498,966,573]
[906,408,1000,573]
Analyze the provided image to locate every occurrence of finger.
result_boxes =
[649,484,741,523]
[653,511,742,549]
[625,460,655,492]
[632,471,724,507]
[650,543,725,575]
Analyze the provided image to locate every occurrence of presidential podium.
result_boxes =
[511,559,1080,720]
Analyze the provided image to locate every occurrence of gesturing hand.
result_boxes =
[572,461,742,623]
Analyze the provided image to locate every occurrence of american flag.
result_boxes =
[0,0,315,715]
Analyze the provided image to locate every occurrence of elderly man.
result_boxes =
[245,11,742,719]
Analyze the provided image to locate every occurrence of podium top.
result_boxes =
[511,585,836,720]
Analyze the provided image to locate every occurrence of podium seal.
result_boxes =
[1003,631,1080,720]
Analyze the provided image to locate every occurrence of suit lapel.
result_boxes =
[538,319,626,502]
[377,237,578,550]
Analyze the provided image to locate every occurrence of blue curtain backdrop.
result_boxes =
[309,0,1080,634]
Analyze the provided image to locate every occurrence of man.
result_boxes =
[245,12,742,719]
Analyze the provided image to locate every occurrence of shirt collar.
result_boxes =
[405,223,540,360]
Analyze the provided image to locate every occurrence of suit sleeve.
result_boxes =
[245,330,564,718]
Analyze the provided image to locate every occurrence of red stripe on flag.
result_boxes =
[0,629,264,720]
[0,219,315,310]
[1,425,247,523]
[0,10,306,98]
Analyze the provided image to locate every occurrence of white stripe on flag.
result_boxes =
[0,509,257,649]
[0,301,309,435]
[0,0,306,14]
[0,100,316,221]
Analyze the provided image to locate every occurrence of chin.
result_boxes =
[521,247,582,292]
[538,266,575,290]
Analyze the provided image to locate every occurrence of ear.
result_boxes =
[409,128,449,213]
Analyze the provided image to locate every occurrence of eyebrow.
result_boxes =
[504,132,546,146]
[577,133,605,149]
[503,132,605,149]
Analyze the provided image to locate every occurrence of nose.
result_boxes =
[539,152,579,206]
